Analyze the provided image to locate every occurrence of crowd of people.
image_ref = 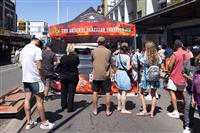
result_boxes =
[18,36,200,133]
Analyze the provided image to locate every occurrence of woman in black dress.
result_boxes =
[60,44,80,112]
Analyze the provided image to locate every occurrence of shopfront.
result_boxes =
[131,0,200,50]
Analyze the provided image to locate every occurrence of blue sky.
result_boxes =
[16,0,101,26]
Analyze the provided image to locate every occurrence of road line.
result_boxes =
[0,66,19,73]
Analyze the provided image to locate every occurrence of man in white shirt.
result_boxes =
[19,38,54,130]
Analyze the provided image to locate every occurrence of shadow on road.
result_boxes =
[47,101,92,133]
[35,111,63,123]
[126,100,136,110]
[49,93,61,101]
[146,104,162,116]
[167,101,184,113]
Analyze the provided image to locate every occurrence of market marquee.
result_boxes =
[50,7,136,42]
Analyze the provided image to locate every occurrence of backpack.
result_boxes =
[193,71,200,94]
[146,64,160,82]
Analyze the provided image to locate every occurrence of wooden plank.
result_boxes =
[0,88,24,114]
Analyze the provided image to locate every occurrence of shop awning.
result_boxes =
[50,7,136,43]
[131,0,200,33]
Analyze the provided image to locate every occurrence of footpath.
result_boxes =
[4,89,199,133]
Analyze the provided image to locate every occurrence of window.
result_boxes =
[137,10,142,18]
[160,2,167,9]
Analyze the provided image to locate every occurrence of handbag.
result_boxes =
[118,54,133,83]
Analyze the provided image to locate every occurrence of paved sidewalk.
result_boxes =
[17,89,200,133]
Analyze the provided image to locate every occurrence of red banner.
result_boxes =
[50,21,136,39]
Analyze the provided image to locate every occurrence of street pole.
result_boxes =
[57,0,60,24]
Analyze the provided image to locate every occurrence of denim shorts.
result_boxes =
[24,82,40,94]
[91,79,111,93]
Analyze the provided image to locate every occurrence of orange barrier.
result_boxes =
[76,74,138,94]
[52,74,138,94]
[76,75,93,94]
[111,82,138,94]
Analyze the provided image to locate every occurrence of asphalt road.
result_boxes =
[20,89,200,133]
[0,64,22,96]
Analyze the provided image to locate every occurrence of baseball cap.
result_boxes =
[97,36,105,43]
[174,39,186,50]
[32,35,44,48]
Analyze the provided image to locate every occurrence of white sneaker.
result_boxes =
[25,121,38,130]
[40,120,55,129]
[167,111,180,119]
[183,127,193,133]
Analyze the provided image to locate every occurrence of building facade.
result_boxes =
[0,0,17,31]
[105,0,137,23]
[102,0,199,49]
[133,0,200,49]
[29,21,49,36]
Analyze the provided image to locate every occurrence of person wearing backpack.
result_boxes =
[136,41,162,118]
[182,55,197,133]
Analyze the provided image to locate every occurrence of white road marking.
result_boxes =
[0,66,19,73]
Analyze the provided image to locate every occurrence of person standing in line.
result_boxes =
[10,46,15,64]
[91,36,112,116]
[59,44,79,112]
[14,47,20,65]
[42,44,57,102]
[167,40,191,119]
[164,45,173,72]
[137,41,162,118]
[115,42,132,114]
[182,55,197,133]
[19,37,54,130]
[158,45,165,71]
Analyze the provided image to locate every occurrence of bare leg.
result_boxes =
[105,92,111,113]
[92,91,98,113]
[178,91,186,111]
[169,90,178,111]
[24,92,32,124]
[150,89,156,116]
[117,92,122,111]
[44,86,49,97]
[34,93,47,123]
[121,91,127,111]
[121,91,132,113]
[139,92,147,113]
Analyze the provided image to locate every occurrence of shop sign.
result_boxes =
[0,28,10,36]
[50,22,136,38]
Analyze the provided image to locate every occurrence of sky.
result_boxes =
[16,0,101,26]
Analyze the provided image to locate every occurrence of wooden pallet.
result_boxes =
[0,87,24,114]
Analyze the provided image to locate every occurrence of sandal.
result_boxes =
[106,111,112,117]
[120,110,132,114]
[92,111,98,116]
[148,113,154,118]
[117,107,122,111]
[136,112,150,117]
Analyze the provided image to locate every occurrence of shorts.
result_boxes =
[24,82,40,94]
[167,79,186,91]
[91,79,112,93]
[43,78,51,88]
